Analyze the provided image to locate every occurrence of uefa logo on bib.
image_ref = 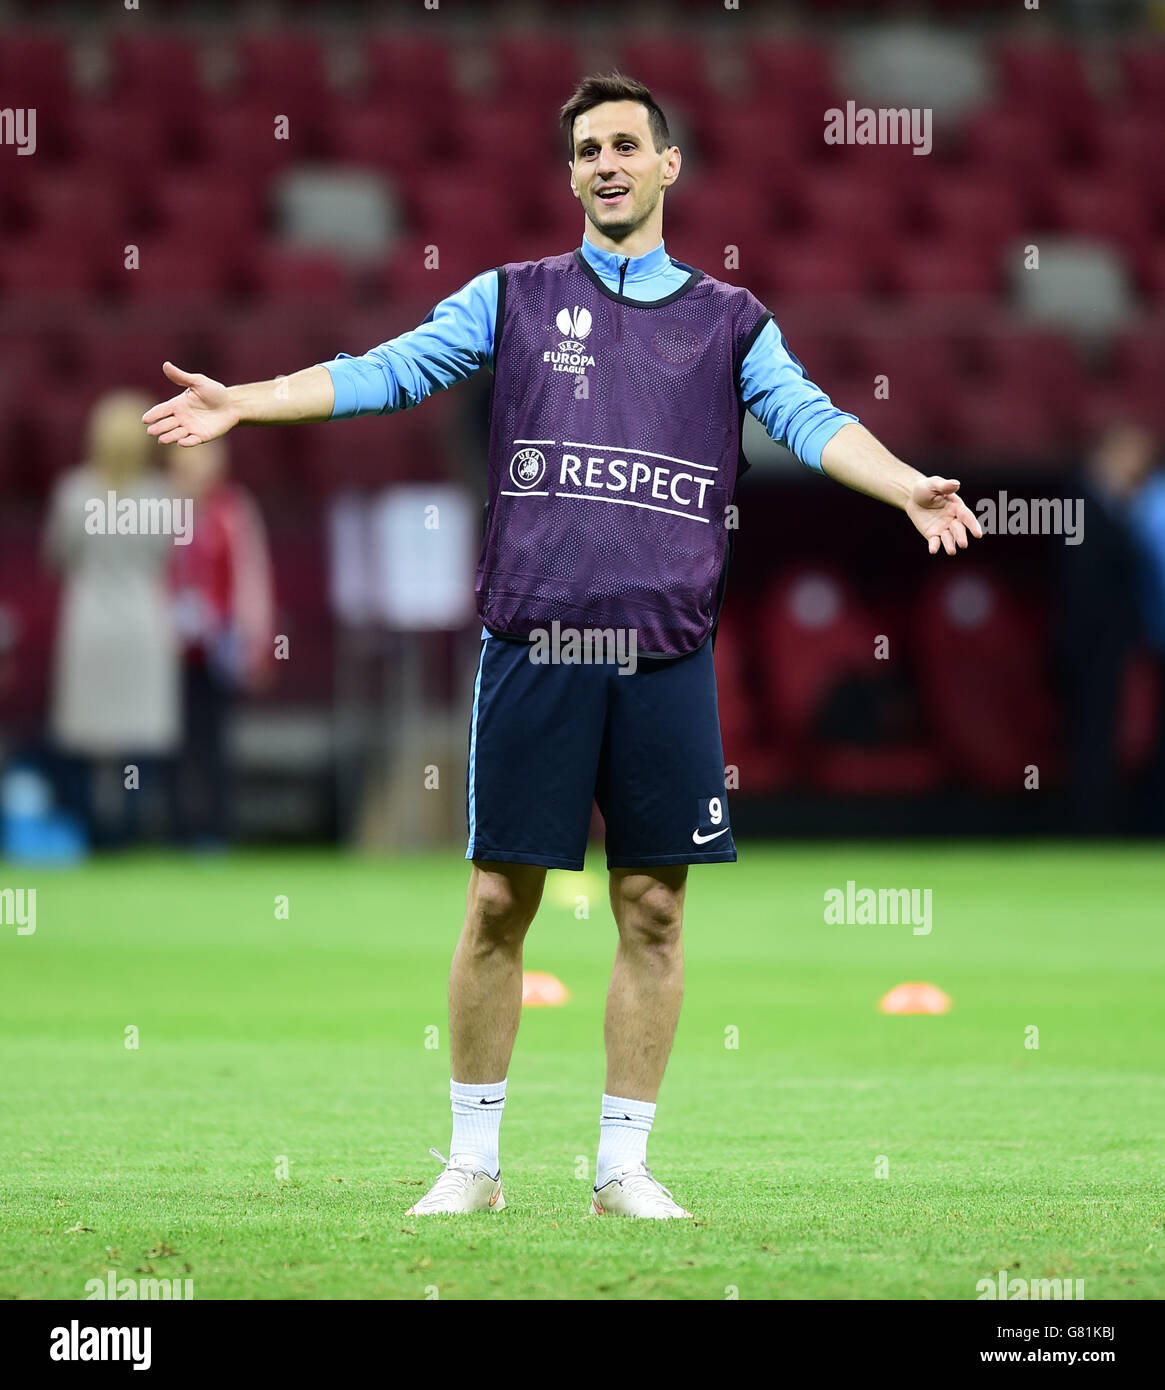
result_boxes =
[555,305,592,349]
[545,306,597,379]
[509,446,547,489]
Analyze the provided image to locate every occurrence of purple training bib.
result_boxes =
[478,249,771,657]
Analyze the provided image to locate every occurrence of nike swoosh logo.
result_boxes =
[478,1097,504,1105]
[692,826,730,845]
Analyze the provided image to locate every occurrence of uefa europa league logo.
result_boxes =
[556,306,592,351]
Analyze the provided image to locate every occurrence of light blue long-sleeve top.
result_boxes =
[319,236,858,471]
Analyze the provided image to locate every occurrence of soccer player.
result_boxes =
[144,73,982,1219]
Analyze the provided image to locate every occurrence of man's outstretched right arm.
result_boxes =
[144,271,499,446]
[143,362,335,446]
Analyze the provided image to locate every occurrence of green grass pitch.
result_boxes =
[1,843,1161,1300]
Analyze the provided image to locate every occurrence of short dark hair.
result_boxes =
[559,71,671,160]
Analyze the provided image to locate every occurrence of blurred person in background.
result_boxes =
[1128,439,1165,833]
[167,438,276,847]
[1058,422,1156,835]
[42,390,180,847]
[0,604,17,704]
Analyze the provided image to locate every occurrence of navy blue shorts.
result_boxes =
[465,629,735,871]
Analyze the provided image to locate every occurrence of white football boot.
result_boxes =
[405,1148,505,1216]
[589,1163,693,1218]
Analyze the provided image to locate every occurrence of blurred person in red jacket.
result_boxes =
[168,439,275,845]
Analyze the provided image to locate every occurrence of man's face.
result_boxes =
[568,100,679,241]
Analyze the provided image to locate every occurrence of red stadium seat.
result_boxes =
[234,33,333,113]
[73,317,195,395]
[1118,42,1165,112]
[847,328,963,401]
[770,236,873,307]
[379,237,496,302]
[192,100,305,174]
[0,33,73,107]
[1089,319,1165,431]
[756,568,942,793]
[994,40,1095,113]
[407,178,533,262]
[1085,114,1160,183]
[967,325,1088,421]
[913,570,1058,792]
[814,743,943,796]
[303,396,451,490]
[15,385,95,485]
[796,168,907,245]
[890,239,999,304]
[321,96,451,172]
[1046,174,1153,257]
[1110,323,1165,393]
[247,246,351,308]
[0,243,102,303]
[758,569,874,737]
[20,171,129,251]
[698,101,808,180]
[490,33,583,105]
[748,40,841,111]
[665,172,773,240]
[837,378,938,457]
[961,105,1061,177]
[152,175,264,237]
[108,32,208,111]
[365,35,457,104]
[916,171,1026,254]
[222,419,308,500]
[947,379,1063,461]
[118,239,228,305]
[66,102,181,178]
[443,99,563,180]
[148,177,266,262]
[713,607,793,793]
[1079,379,1165,436]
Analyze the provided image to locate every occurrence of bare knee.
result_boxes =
[612,870,686,956]
[463,862,543,953]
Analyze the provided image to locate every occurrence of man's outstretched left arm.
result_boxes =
[821,421,984,557]
[740,318,983,556]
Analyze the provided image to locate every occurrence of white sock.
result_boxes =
[596,1093,656,1188]
[449,1078,505,1177]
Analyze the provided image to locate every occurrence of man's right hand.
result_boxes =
[143,362,239,446]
